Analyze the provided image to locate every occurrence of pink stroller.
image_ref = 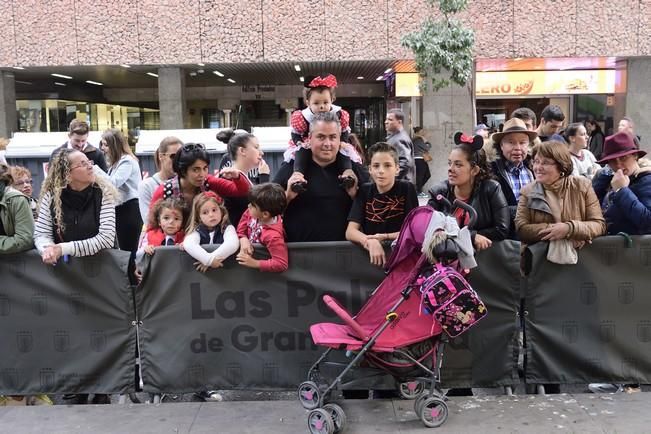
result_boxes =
[298,198,481,433]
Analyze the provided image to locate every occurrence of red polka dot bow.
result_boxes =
[308,74,338,89]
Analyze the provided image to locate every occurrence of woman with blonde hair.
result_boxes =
[34,148,117,264]
[33,148,117,404]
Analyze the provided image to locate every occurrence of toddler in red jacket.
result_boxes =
[236,183,288,272]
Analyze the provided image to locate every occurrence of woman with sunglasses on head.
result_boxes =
[137,136,183,222]
[101,129,143,257]
[149,142,250,220]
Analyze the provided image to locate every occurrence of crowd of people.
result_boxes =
[1,70,650,404]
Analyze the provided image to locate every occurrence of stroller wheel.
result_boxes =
[419,397,448,428]
[307,408,335,434]
[398,381,424,400]
[323,403,346,433]
[414,393,428,415]
[298,381,322,410]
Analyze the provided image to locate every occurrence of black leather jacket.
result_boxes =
[427,179,510,242]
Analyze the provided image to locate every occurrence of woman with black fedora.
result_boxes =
[592,131,651,235]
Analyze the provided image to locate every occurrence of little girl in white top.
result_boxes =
[182,192,239,272]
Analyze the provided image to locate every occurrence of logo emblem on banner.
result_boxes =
[53,330,70,352]
[600,247,618,266]
[181,252,196,272]
[31,292,48,316]
[16,331,33,353]
[90,331,107,352]
[579,282,597,305]
[263,363,279,384]
[186,364,205,389]
[67,293,86,316]
[40,368,55,389]
[6,258,25,276]
[587,358,603,373]
[335,247,352,271]
[562,321,578,343]
[292,252,313,270]
[2,368,19,389]
[0,294,10,316]
[618,283,634,304]
[83,258,102,278]
[621,359,638,378]
[448,333,470,350]
[599,323,615,343]
[641,246,651,267]
[226,363,243,386]
[637,321,651,343]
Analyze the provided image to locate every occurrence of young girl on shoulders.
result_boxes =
[287,74,362,193]
[346,142,418,266]
[182,192,239,273]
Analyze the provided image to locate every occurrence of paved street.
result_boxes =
[2,392,650,433]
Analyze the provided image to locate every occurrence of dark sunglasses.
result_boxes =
[182,143,205,152]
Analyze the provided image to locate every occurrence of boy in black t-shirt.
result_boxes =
[346,142,418,266]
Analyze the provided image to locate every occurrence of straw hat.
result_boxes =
[491,118,538,144]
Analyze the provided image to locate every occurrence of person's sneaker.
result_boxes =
[196,390,223,402]
[91,394,111,404]
[63,394,89,405]
[624,384,641,394]
[28,394,53,405]
[339,175,356,190]
[290,181,308,194]
[588,383,621,393]
[0,396,27,406]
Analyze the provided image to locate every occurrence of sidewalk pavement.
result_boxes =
[1,392,650,433]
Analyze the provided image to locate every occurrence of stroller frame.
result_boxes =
[299,200,478,432]
[305,280,447,406]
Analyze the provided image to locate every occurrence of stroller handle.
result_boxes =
[453,199,478,229]
[434,194,478,229]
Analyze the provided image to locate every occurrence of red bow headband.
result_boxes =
[308,74,338,89]
[201,191,223,204]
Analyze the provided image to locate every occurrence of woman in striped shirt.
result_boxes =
[34,148,118,264]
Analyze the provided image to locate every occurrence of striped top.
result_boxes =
[34,189,116,257]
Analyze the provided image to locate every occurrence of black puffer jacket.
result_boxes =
[427,179,510,242]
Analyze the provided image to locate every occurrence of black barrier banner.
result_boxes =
[441,240,521,387]
[0,250,135,394]
[525,236,651,384]
[138,241,520,392]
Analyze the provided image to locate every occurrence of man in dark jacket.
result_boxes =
[274,111,369,242]
[489,118,538,239]
[385,109,416,184]
[50,119,108,172]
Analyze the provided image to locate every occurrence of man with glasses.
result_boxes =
[490,118,538,239]
[50,119,108,172]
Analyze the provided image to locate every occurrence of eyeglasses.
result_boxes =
[182,143,205,152]
[532,159,556,167]
[15,179,33,186]
[70,160,95,170]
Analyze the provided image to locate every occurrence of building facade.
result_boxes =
[0,0,649,182]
